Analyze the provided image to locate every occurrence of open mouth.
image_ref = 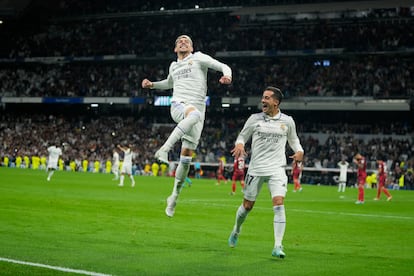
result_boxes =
[178,44,189,49]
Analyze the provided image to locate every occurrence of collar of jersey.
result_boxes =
[263,111,281,121]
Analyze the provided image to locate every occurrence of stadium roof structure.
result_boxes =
[0,0,31,18]
[231,0,414,15]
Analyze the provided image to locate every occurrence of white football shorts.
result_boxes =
[243,167,288,201]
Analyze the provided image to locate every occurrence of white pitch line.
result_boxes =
[288,208,414,220]
[0,257,112,276]
[181,200,414,220]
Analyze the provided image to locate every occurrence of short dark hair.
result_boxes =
[175,35,193,46]
[265,86,284,103]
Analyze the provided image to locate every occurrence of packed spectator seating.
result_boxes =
[2,9,413,57]
[0,1,413,189]
[1,113,412,188]
[1,55,413,98]
[1,1,413,99]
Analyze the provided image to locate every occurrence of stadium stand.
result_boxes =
[0,0,413,187]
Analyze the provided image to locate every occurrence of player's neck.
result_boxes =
[177,51,191,60]
[267,109,280,117]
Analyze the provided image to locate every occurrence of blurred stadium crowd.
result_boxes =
[1,55,413,98]
[0,0,413,187]
[0,112,412,188]
[0,1,413,98]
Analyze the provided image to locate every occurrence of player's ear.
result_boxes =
[275,99,280,106]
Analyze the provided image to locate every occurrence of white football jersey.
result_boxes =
[338,161,349,182]
[235,111,303,175]
[122,149,133,165]
[152,51,232,106]
[47,146,62,167]
[113,151,120,165]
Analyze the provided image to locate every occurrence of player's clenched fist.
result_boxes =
[141,79,153,88]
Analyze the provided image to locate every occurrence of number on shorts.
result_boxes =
[245,174,254,186]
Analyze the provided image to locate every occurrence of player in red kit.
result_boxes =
[216,157,227,185]
[231,156,246,195]
[353,153,367,204]
[375,159,392,201]
[292,160,303,192]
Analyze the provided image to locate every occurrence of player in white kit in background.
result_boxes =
[141,34,232,217]
[112,148,120,181]
[337,158,349,192]
[117,144,135,188]
[46,144,63,181]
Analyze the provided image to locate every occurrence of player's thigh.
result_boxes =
[243,174,268,201]
[170,102,186,123]
[126,165,133,175]
[268,169,288,198]
[182,119,203,150]
[121,165,128,174]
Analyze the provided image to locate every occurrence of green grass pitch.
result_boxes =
[0,167,413,276]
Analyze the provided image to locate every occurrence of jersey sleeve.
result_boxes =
[235,114,257,145]
[152,62,174,90]
[198,52,232,78]
[286,116,304,154]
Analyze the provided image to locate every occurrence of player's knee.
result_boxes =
[243,200,254,211]
[272,196,284,206]
[186,109,201,122]
[244,205,253,212]
[181,148,194,157]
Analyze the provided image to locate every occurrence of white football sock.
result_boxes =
[47,170,54,179]
[273,205,286,247]
[233,204,250,234]
[172,155,192,197]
